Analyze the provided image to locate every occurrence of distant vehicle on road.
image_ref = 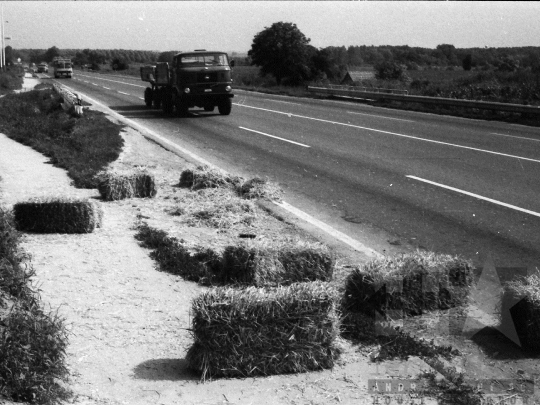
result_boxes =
[37,62,49,73]
[141,50,234,116]
[52,57,73,78]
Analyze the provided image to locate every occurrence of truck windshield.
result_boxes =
[180,54,228,67]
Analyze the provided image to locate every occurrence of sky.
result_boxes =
[2,1,540,53]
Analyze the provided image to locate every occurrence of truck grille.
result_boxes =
[197,72,218,82]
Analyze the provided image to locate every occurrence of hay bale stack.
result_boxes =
[220,242,334,286]
[14,198,102,234]
[97,171,157,201]
[343,252,473,320]
[179,166,242,190]
[501,273,540,352]
[186,281,341,380]
[237,177,283,200]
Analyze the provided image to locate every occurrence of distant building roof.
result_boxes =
[341,70,375,84]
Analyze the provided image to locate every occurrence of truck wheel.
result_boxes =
[144,88,153,107]
[153,97,161,109]
[218,99,232,115]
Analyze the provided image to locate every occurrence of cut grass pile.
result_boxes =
[0,88,124,188]
[179,166,282,201]
[501,272,540,352]
[134,223,333,286]
[179,166,242,191]
[186,281,341,380]
[0,207,70,403]
[96,170,157,201]
[172,188,257,229]
[14,198,103,234]
[342,252,473,337]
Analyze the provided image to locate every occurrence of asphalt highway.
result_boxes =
[44,71,540,269]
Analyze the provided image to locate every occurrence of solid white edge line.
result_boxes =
[235,104,540,164]
[60,85,382,259]
[490,132,540,142]
[407,175,540,218]
[274,201,382,258]
[239,126,310,148]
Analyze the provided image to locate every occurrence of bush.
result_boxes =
[375,61,410,82]
[111,58,129,71]
[186,281,341,380]
[0,302,70,403]
[14,198,103,234]
[501,272,540,352]
[97,170,157,201]
[0,208,34,301]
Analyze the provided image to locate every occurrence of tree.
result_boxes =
[462,54,473,71]
[248,21,312,85]
[111,57,129,71]
[157,51,179,64]
[44,46,61,62]
[375,60,409,81]
[4,45,13,65]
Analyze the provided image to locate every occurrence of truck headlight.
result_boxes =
[225,86,232,92]
[184,88,191,94]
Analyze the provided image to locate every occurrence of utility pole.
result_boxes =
[0,2,4,70]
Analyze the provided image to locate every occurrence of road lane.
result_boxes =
[53,72,540,268]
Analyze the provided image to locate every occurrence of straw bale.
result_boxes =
[186,281,341,380]
[97,171,157,201]
[179,166,242,191]
[14,198,102,233]
[343,251,473,320]
[219,241,334,286]
[501,273,540,352]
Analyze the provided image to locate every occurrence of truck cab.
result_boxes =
[53,59,73,78]
[141,50,234,116]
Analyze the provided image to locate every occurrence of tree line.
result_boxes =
[247,22,540,85]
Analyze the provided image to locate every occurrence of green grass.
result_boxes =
[0,68,24,95]
[0,89,124,188]
[0,207,71,404]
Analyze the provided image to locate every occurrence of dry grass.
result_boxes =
[96,169,157,201]
[186,281,341,380]
[179,166,242,191]
[179,166,282,201]
[171,188,257,229]
[13,198,103,234]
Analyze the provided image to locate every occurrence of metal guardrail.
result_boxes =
[53,83,83,116]
[328,84,408,95]
[308,86,540,115]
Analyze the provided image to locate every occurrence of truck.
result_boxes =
[140,50,234,116]
[53,57,73,78]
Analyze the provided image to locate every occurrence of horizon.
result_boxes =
[1,2,540,54]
